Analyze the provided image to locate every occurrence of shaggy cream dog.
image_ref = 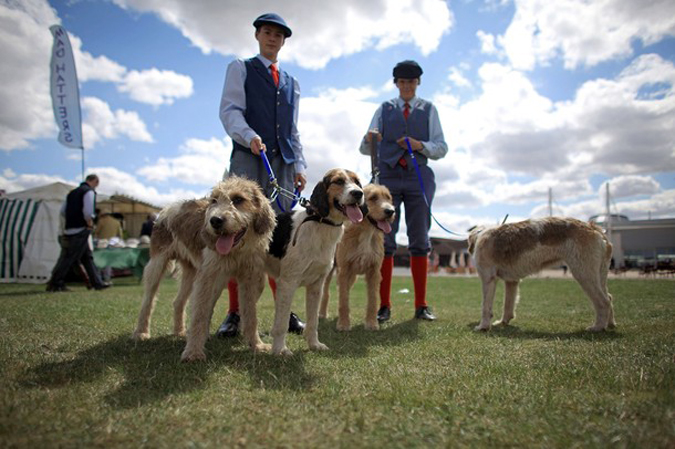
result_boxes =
[468,217,615,332]
[320,184,396,331]
[265,168,365,355]
[129,177,276,362]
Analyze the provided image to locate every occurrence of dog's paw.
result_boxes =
[181,348,206,362]
[319,312,329,319]
[272,346,293,357]
[173,329,186,338]
[492,319,510,327]
[309,342,329,352]
[474,324,490,332]
[253,342,272,353]
[586,325,606,332]
[131,332,150,341]
[364,321,379,331]
[336,321,351,332]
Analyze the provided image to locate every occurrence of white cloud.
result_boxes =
[448,65,472,88]
[118,68,194,106]
[82,97,154,148]
[90,166,207,206]
[600,175,661,199]
[0,0,192,151]
[110,0,453,69]
[137,137,229,185]
[0,0,60,150]
[499,0,675,70]
[476,30,498,55]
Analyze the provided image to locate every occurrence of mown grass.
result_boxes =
[0,274,673,448]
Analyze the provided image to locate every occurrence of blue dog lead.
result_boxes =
[260,148,301,212]
[403,137,468,239]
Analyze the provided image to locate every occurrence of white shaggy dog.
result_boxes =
[265,168,365,355]
[129,177,276,362]
[468,217,615,332]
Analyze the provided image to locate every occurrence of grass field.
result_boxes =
[0,274,673,448]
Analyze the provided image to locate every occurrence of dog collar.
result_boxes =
[292,214,342,246]
[302,214,343,227]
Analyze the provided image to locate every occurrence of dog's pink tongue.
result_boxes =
[345,204,363,223]
[215,234,235,255]
[377,220,392,234]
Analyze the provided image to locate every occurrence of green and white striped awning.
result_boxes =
[0,198,41,282]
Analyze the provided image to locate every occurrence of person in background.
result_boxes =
[216,12,307,338]
[94,209,124,282]
[46,174,111,292]
[140,214,154,238]
[359,60,448,322]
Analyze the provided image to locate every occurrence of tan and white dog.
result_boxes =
[320,183,396,331]
[468,217,615,332]
[132,177,276,362]
[266,168,365,355]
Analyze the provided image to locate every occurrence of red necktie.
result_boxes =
[398,102,410,168]
[270,64,279,87]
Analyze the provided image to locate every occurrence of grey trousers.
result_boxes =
[228,148,296,214]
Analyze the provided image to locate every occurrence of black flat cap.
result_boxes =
[393,60,423,79]
[253,13,292,38]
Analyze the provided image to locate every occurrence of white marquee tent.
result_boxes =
[0,182,74,283]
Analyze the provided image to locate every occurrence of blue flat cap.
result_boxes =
[393,60,423,79]
[253,13,292,38]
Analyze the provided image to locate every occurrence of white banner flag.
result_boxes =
[49,25,83,149]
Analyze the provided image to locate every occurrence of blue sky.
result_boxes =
[1,0,674,242]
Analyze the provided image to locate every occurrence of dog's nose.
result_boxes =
[385,208,395,218]
[351,190,363,201]
[210,216,224,230]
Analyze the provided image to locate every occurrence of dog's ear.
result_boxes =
[467,234,476,255]
[467,228,481,255]
[309,180,330,217]
[254,202,277,235]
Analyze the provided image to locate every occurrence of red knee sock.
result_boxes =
[227,279,239,314]
[268,277,277,300]
[379,255,394,309]
[410,256,428,309]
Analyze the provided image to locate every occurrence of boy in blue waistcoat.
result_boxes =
[360,60,448,322]
[217,13,306,338]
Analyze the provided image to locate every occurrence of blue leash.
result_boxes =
[260,149,302,212]
[404,137,468,239]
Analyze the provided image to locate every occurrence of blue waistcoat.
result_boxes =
[379,99,431,169]
[232,57,296,163]
[65,182,95,230]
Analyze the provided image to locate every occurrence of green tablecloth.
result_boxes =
[93,247,150,277]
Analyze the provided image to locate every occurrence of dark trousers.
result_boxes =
[380,163,436,257]
[49,229,103,288]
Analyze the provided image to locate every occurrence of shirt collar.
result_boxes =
[256,54,278,70]
[396,96,418,108]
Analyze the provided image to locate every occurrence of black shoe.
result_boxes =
[288,312,305,335]
[46,283,70,292]
[377,306,391,323]
[93,282,112,290]
[216,313,240,338]
[415,306,436,321]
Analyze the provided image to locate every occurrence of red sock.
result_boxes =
[411,256,428,309]
[227,279,239,314]
[379,255,394,309]
[268,277,277,300]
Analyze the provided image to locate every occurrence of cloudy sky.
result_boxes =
[1,0,674,242]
